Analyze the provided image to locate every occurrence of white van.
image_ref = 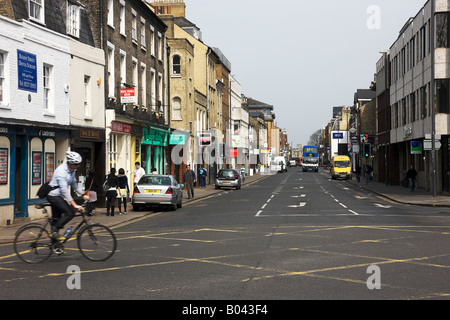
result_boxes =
[271,156,287,173]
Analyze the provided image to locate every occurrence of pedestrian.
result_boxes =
[85,170,99,215]
[183,164,196,199]
[355,165,361,183]
[240,165,246,183]
[105,168,119,216]
[117,168,130,214]
[133,161,146,186]
[199,165,207,188]
[365,164,373,184]
[406,164,417,192]
[151,167,157,174]
[47,151,89,240]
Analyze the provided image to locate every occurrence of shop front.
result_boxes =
[71,127,106,195]
[141,126,170,175]
[0,123,71,226]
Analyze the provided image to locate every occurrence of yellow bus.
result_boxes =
[331,156,352,180]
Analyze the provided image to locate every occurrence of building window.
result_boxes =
[132,58,138,105]
[119,2,125,36]
[436,79,450,114]
[172,97,181,120]
[150,27,155,56]
[158,73,163,112]
[140,19,146,47]
[436,13,450,48]
[150,69,156,110]
[43,64,52,111]
[67,4,80,37]
[120,50,126,87]
[107,44,115,98]
[157,33,163,61]
[131,11,137,41]
[0,52,4,104]
[172,55,181,75]
[108,133,117,171]
[107,0,114,27]
[84,75,90,117]
[140,63,146,107]
[29,0,44,23]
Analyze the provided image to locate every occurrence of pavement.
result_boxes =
[347,176,450,208]
[0,172,270,244]
[2,169,450,244]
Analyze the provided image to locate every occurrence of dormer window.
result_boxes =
[29,0,44,24]
[67,4,80,38]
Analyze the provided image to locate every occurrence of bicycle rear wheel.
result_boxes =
[14,225,53,263]
[77,224,117,261]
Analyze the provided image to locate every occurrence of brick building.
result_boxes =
[84,0,169,179]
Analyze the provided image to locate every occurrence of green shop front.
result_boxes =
[141,127,170,175]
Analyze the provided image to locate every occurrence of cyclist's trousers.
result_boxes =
[47,196,75,233]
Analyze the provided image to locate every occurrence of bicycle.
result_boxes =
[14,200,117,264]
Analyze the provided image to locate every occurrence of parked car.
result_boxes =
[215,169,241,190]
[132,174,182,211]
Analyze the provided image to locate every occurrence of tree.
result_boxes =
[308,129,323,146]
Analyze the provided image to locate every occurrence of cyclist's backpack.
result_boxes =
[37,182,57,199]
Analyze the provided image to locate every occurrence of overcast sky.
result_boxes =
[184,0,427,147]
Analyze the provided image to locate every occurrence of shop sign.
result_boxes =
[411,141,423,154]
[169,134,186,145]
[143,127,168,146]
[79,128,100,140]
[111,121,131,134]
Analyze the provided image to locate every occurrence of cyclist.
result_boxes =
[47,151,89,240]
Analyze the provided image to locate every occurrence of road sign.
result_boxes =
[424,140,441,150]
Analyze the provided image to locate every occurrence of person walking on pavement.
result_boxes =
[47,151,89,240]
[105,168,119,216]
[133,162,146,186]
[199,165,207,188]
[117,168,130,214]
[406,164,417,192]
[365,164,373,184]
[240,165,246,183]
[183,164,196,199]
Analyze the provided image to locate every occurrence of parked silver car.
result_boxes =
[132,174,182,211]
[215,169,241,190]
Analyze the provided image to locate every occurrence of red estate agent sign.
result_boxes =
[120,88,136,104]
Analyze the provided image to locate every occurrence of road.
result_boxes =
[2,167,450,303]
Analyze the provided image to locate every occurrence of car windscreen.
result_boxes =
[139,176,171,185]
[218,170,235,178]
[334,161,350,168]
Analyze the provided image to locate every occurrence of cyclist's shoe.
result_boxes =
[50,232,66,242]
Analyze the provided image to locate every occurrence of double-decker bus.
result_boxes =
[302,145,319,172]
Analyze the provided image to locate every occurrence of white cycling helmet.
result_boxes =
[66,151,82,165]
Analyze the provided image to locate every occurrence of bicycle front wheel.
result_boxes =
[77,224,117,261]
[14,225,53,263]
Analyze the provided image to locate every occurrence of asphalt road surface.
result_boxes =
[2,167,450,304]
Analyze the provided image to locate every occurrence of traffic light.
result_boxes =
[363,143,371,158]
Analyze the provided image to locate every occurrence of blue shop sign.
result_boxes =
[17,50,37,93]
[333,132,344,139]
